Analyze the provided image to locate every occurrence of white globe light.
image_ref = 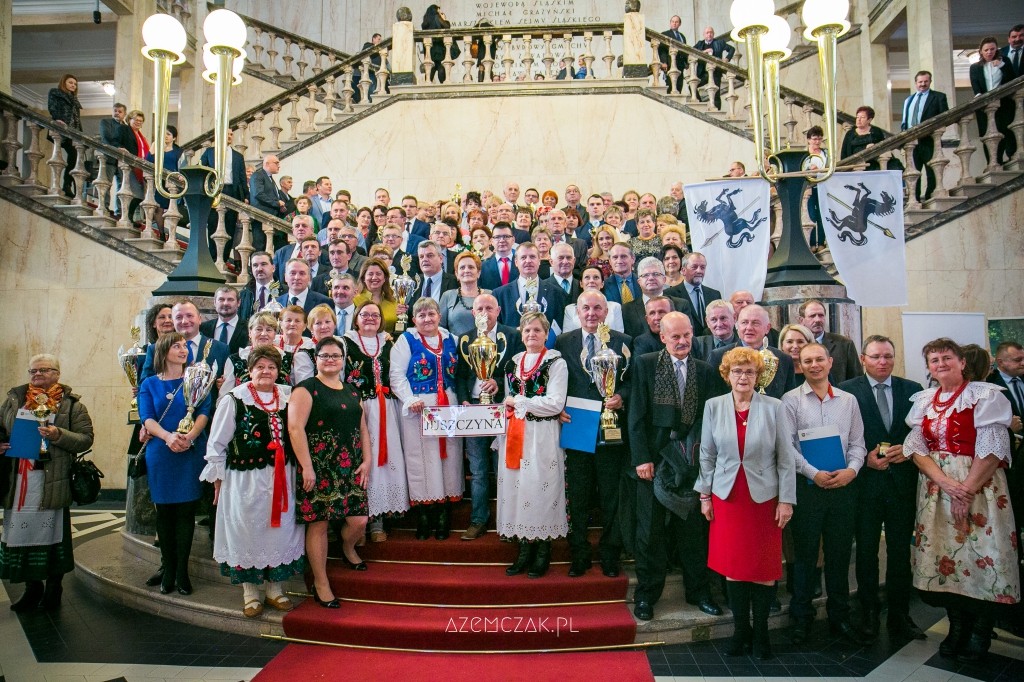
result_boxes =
[802,0,850,33]
[203,45,245,79]
[141,13,187,57]
[729,0,775,33]
[204,9,247,51]
[762,15,793,56]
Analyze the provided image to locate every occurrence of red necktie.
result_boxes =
[500,257,510,286]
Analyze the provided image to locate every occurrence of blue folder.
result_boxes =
[798,424,847,480]
[560,397,602,454]
[7,411,47,460]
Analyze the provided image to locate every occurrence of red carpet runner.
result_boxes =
[254,501,651,681]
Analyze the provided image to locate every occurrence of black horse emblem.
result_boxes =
[694,188,768,249]
[825,183,897,246]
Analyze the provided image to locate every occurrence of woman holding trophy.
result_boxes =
[203,347,305,618]
[390,298,463,540]
[354,258,404,335]
[344,301,409,544]
[496,312,569,578]
[137,333,213,595]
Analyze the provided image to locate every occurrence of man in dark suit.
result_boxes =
[312,239,350,295]
[691,299,740,361]
[622,257,694,337]
[555,291,631,578]
[628,312,720,620]
[1001,25,1024,79]
[494,242,567,331]
[239,251,276,319]
[632,297,672,356]
[141,300,230,387]
[455,294,525,540]
[546,210,589,276]
[380,224,420,277]
[693,26,736,109]
[479,223,519,290]
[385,207,426,259]
[248,155,288,251]
[562,184,590,231]
[401,196,432,239]
[665,252,722,336]
[709,304,796,398]
[430,222,460,274]
[798,300,863,384]
[603,244,641,305]
[658,15,688,94]
[900,70,949,201]
[839,336,925,641]
[407,241,458,307]
[272,215,317,286]
[544,242,583,302]
[99,103,132,190]
[199,130,249,265]
[199,286,248,355]
[275,259,332,314]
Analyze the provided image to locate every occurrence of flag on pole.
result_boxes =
[817,171,907,307]
[685,178,772,300]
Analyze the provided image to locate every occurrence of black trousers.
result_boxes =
[855,471,917,618]
[634,477,711,605]
[154,500,198,582]
[912,137,939,202]
[60,137,77,196]
[790,483,856,624]
[565,445,625,563]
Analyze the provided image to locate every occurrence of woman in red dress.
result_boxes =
[696,347,797,660]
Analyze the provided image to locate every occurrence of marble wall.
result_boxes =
[0,209,167,487]
[278,90,756,203]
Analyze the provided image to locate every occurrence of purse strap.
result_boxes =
[137,383,182,456]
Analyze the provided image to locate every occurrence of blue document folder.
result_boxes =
[7,411,49,460]
[798,424,846,479]
[560,397,602,454]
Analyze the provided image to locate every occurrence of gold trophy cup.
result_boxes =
[584,324,630,445]
[118,326,146,422]
[31,394,53,461]
[755,337,779,394]
[391,254,419,332]
[177,344,219,434]
[459,313,507,404]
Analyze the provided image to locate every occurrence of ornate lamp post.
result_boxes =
[730,0,851,286]
[142,9,247,295]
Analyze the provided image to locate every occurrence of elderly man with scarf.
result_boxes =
[628,312,721,621]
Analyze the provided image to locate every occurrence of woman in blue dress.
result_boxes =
[138,332,211,596]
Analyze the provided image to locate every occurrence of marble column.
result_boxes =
[114,0,157,113]
[0,1,11,96]
[391,18,415,86]
[762,283,862,350]
[906,0,954,98]
[622,9,648,79]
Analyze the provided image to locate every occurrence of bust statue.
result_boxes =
[397,7,413,22]
[624,0,641,13]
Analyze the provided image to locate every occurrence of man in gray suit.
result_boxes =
[692,299,740,361]
[709,305,796,398]
[798,300,863,384]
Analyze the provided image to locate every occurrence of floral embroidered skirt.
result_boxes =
[912,451,1020,607]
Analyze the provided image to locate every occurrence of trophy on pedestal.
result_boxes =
[118,326,146,423]
[584,323,630,445]
[515,278,547,317]
[391,254,419,332]
[755,338,779,395]
[459,312,507,404]
[177,344,219,434]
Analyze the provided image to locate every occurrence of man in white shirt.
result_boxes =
[200,286,246,354]
[544,242,580,301]
[276,259,332,313]
[782,343,868,645]
[241,251,276,318]
[503,181,521,212]
[586,194,606,232]
[330,273,358,335]
[309,176,334,227]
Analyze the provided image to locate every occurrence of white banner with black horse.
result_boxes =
[685,178,772,301]
[817,171,907,307]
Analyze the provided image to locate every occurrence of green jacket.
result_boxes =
[0,384,94,510]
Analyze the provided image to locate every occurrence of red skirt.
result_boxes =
[707,411,782,582]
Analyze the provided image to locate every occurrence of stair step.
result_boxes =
[80,214,117,229]
[922,195,965,211]
[125,235,166,251]
[53,203,93,218]
[11,183,46,197]
[950,183,990,198]
[979,169,1019,185]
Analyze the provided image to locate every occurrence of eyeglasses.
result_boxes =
[358,313,382,320]
[638,272,665,279]
[28,368,57,375]
[865,354,895,361]
[317,353,344,361]
[729,369,759,378]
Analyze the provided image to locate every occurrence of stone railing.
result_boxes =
[178,38,392,164]
[0,92,292,285]
[414,23,625,84]
[645,28,858,140]
[157,0,193,30]
[838,77,1024,215]
[234,7,351,83]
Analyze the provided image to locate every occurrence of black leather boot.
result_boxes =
[726,581,752,656]
[41,575,64,610]
[10,581,44,613]
[435,502,451,540]
[940,608,971,658]
[751,583,775,660]
[527,540,552,578]
[506,541,535,576]
[415,506,431,540]
[957,616,993,663]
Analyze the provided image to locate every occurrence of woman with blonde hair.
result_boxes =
[354,258,403,334]
[586,225,618,280]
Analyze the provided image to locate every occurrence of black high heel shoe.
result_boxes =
[176,574,193,596]
[342,555,368,571]
[312,587,341,609]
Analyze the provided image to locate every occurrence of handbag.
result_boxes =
[128,384,180,479]
[71,449,104,506]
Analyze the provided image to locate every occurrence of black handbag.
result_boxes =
[71,449,104,506]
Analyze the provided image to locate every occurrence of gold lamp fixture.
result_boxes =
[730,0,850,183]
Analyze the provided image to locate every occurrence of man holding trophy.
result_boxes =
[555,291,632,578]
[455,295,523,541]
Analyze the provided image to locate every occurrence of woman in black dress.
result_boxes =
[422,4,459,83]
[47,74,82,197]
[288,337,371,608]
